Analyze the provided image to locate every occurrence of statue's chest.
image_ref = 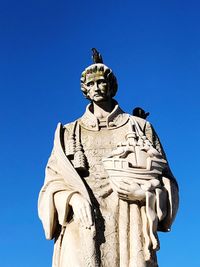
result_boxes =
[64,122,130,197]
[80,126,128,177]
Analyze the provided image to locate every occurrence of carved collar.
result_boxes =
[79,102,129,131]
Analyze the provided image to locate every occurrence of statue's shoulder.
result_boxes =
[63,120,77,131]
[62,120,80,140]
[53,120,78,141]
[129,115,148,131]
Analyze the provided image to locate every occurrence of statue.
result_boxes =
[38,49,179,267]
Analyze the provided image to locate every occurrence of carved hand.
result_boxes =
[110,178,160,202]
[69,193,93,229]
[111,179,146,201]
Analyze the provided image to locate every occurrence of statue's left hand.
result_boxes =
[110,178,161,202]
[110,179,146,201]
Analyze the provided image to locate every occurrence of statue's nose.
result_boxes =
[93,82,99,91]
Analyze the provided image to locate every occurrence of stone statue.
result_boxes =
[38,49,179,267]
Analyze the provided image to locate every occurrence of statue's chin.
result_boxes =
[92,96,113,105]
[93,96,106,102]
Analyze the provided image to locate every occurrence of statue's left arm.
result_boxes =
[144,120,179,231]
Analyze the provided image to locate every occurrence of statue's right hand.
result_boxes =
[69,193,93,229]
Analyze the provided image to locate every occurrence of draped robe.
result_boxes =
[38,103,179,267]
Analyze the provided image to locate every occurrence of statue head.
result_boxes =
[80,63,118,102]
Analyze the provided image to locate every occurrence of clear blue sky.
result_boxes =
[1,0,200,266]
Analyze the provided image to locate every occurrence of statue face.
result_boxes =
[85,73,112,102]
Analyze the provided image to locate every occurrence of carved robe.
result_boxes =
[38,103,179,267]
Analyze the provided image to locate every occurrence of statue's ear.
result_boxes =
[107,74,117,98]
[81,83,89,99]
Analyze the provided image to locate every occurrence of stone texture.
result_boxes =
[38,60,179,267]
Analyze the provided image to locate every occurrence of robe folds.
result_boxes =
[38,103,179,267]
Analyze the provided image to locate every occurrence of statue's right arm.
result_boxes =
[38,149,77,240]
[68,193,93,229]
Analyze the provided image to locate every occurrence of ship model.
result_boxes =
[102,132,167,185]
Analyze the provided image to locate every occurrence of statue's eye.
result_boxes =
[98,79,106,85]
[87,81,94,87]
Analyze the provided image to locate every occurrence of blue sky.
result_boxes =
[1,0,200,266]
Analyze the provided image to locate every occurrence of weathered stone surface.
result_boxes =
[38,50,179,267]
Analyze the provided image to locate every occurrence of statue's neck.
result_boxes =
[91,100,115,119]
